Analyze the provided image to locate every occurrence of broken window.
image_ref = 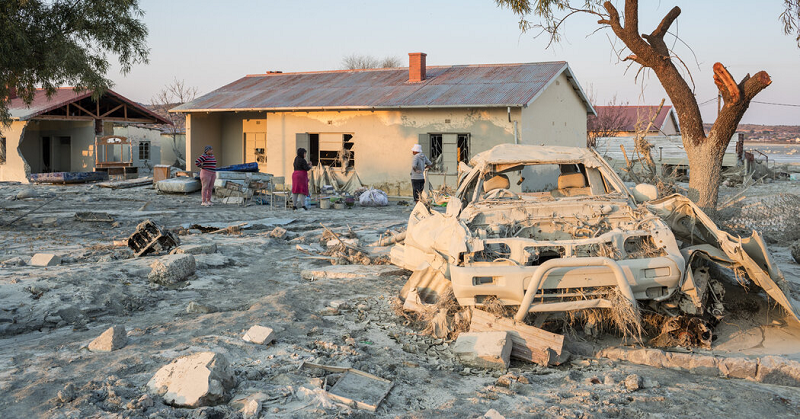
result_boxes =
[138,141,151,161]
[457,134,470,162]
[429,134,443,170]
[426,133,470,172]
[308,133,355,168]
[0,137,5,164]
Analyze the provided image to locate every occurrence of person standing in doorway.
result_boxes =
[410,144,432,202]
[195,145,217,207]
[292,148,312,210]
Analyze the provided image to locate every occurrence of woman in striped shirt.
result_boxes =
[195,146,217,206]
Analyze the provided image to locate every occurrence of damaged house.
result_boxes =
[171,53,595,193]
[0,87,170,183]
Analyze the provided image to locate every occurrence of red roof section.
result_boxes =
[7,87,170,124]
[593,105,676,132]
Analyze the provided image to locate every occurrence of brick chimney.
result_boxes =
[408,52,427,83]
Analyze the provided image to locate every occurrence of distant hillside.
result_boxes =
[703,123,800,142]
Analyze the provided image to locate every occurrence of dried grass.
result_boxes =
[564,287,642,343]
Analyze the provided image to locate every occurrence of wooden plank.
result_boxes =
[469,308,564,366]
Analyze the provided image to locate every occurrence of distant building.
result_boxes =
[172,53,596,193]
[0,88,169,182]
[592,105,680,137]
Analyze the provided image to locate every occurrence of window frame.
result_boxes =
[138,140,151,161]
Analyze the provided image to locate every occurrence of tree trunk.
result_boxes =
[685,133,727,210]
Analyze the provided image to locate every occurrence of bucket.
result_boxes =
[319,199,331,209]
[333,202,346,210]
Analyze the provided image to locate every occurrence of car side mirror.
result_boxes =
[630,183,658,202]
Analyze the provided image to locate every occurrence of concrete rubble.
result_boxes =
[29,253,60,267]
[148,254,196,285]
[452,331,513,370]
[88,326,128,352]
[242,325,274,345]
[147,352,234,408]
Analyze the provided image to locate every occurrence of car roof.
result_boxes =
[469,144,600,167]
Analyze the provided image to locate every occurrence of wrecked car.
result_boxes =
[392,144,799,339]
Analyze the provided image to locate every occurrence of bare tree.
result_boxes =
[150,78,198,167]
[587,93,631,147]
[341,54,403,70]
[493,0,800,209]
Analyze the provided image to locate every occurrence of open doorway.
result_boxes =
[41,136,51,172]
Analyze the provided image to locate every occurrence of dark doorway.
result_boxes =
[41,136,51,172]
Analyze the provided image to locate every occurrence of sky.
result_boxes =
[109,0,800,126]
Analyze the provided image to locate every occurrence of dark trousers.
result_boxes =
[412,179,425,202]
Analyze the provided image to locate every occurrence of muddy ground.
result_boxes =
[2,180,800,418]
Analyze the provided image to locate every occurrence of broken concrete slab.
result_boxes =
[147,352,234,408]
[29,253,61,267]
[453,331,513,370]
[300,265,406,281]
[170,243,217,255]
[1,256,26,266]
[469,309,564,366]
[148,254,196,285]
[88,326,127,352]
[242,325,274,345]
[194,253,232,269]
[300,362,393,412]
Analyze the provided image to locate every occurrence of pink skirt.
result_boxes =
[291,170,309,195]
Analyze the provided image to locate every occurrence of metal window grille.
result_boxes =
[138,141,150,161]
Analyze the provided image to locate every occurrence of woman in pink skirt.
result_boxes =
[291,148,312,210]
[195,145,217,206]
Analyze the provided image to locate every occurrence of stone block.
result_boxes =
[687,354,720,376]
[147,352,234,408]
[719,356,758,379]
[230,392,267,419]
[148,254,196,285]
[88,326,127,352]
[171,243,217,255]
[242,325,274,345]
[756,356,800,387]
[29,253,60,267]
[453,331,512,370]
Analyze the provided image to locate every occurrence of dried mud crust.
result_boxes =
[0,182,799,417]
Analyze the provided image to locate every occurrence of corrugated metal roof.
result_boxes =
[7,87,170,124]
[592,106,678,133]
[173,61,593,112]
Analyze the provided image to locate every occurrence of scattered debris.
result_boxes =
[301,265,405,281]
[300,362,393,412]
[269,226,287,239]
[242,325,274,345]
[88,326,127,352]
[97,177,152,189]
[470,309,564,366]
[624,374,642,391]
[230,392,268,418]
[452,331,512,370]
[128,219,180,257]
[29,253,61,267]
[148,254,196,285]
[792,240,800,264]
[74,212,114,222]
[147,352,234,408]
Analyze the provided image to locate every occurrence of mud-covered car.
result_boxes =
[392,144,798,331]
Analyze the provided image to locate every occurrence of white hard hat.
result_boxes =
[411,144,423,153]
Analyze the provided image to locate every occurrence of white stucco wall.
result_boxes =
[0,121,30,182]
[520,73,587,147]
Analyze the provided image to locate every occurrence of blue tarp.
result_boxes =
[30,172,109,184]
[215,162,259,172]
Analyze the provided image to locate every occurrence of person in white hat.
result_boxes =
[410,144,432,202]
